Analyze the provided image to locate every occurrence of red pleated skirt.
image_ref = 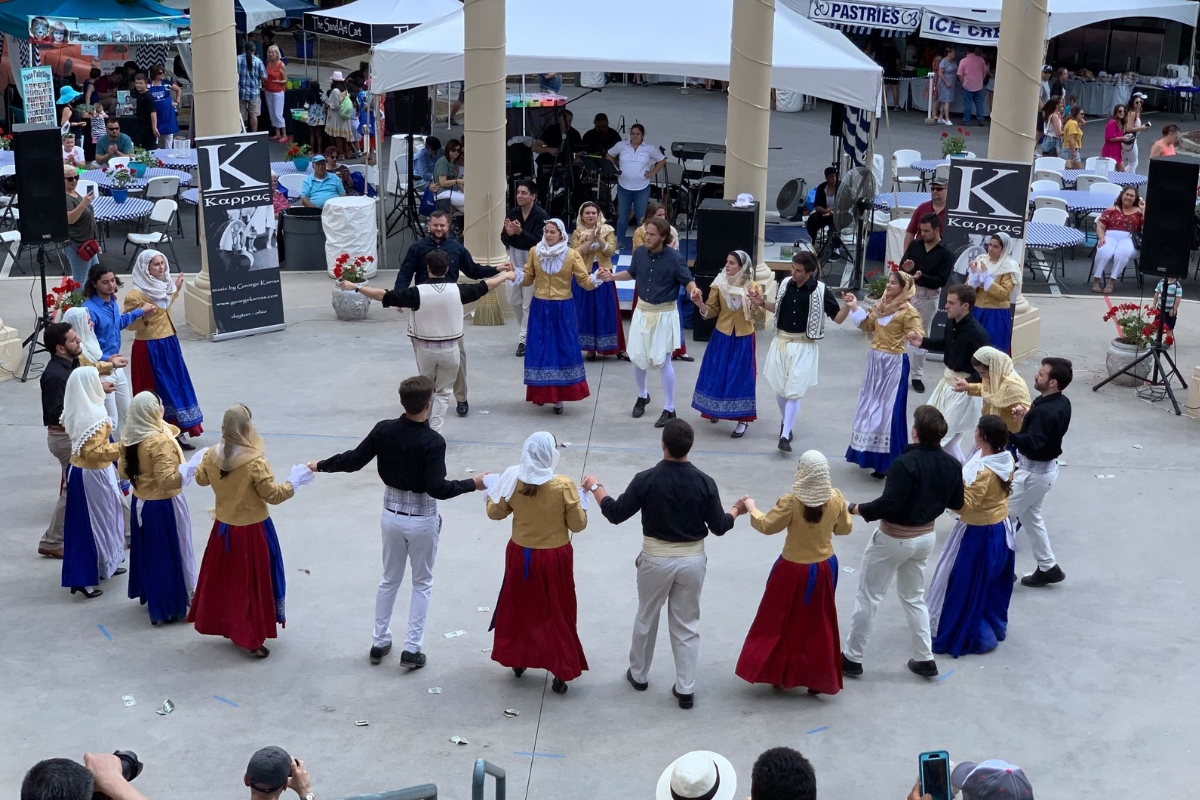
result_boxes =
[490,540,588,681]
[735,555,843,694]
[526,383,590,404]
[187,519,283,651]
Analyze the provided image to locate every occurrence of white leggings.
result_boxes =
[1093,230,1136,281]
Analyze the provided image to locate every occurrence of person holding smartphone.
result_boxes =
[63,165,99,283]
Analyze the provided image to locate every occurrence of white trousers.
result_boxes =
[844,529,936,663]
[907,288,939,378]
[508,248,533,341]
[1092,230,1136,281]
[266,91,286,129]
[374,510,441,651]
[629,552,706,694]
[411,341,460,432]
[436,189,465,211]
[1008,464,1058,569]
[107,367,131,437]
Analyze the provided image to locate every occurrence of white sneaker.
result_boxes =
[942,119,954,126]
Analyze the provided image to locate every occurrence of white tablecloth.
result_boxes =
[321,196,378,277]
[886,218,908,265]
[1062,80,1133,114]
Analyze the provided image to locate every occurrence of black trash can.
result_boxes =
[279,207,326,271]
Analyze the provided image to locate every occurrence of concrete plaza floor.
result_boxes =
[2,271,1199,799]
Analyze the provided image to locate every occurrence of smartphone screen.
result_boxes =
[920,752,951,800]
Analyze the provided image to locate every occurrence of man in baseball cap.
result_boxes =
[952,760,1034,800]
[244,746,313,800]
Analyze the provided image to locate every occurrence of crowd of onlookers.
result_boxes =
[22,744,1034,800]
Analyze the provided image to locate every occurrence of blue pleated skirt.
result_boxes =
[973,306,1012,355]
[573,264,624,355]
[931,520,1015,657]
[128,495,196,624]
[62,465,125,589]
[132,336,204,434]
[846,350,909,472]
[525,297,590,402]
[691,328,757,421]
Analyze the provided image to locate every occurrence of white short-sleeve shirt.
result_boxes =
[608,140,665,192]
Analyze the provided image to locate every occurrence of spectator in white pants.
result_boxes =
[843,406,965,679]
[309,375,488,669]
[346,251,511,432]
[500,180,548,356]
[1009,357,1073,588]
[586,419,742,708]
[1090,186,1144,294]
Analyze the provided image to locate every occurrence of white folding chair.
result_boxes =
[0,164,15,210]
[1034,156,1066,172]
[1085,156,1116,173]
[108,157,131,169]
[1033,195,1069,213]
[1030,180,1061,193]
[76,180,98,198]
[145,175,182,235]
[960,151,977,159]
[1089,182,1122,204]
[1031,207,1069,226]
[1074,173,1107,191]
[1033,169,1064,188]
[124,199,179,268]
[278,173,305,199]
[891,149,923,191]
[0,229,19,275]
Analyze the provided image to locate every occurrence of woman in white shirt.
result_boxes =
[606,124,665,244]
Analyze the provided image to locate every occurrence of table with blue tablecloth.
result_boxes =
[83,168,192,191]
[874,191,930,212]
[1059,170,1146,188]
[1030,189,1112,214]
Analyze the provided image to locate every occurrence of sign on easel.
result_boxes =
[19,67,56,126]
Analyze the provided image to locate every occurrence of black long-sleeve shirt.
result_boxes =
[40,355,78,427]
[394,235,499,292]
[500,203,548,252]
[599,460,734,542]
[900,239,955,291]
[1009,391,1071,462]
[381,278,491,310]
[918,312,989,379]
[857,444,964,525]
[316,416,476,500]
[626,245,693,305]
[776,274,841,334]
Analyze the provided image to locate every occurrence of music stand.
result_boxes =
[386,124,426,239]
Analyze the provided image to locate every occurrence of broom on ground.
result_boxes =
[473,190,506,325]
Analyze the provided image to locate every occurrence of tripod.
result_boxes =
[386,128,425,239]
[1091,284,1189,415]
[20,244,65,382]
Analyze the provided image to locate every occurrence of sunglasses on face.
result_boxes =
[65,176,78,182]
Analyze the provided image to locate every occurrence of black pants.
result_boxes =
[806,211,835,244]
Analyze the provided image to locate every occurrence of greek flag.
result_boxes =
[841,106,872,168]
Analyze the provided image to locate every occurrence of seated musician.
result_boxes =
[532,110,582,197]
[805,166,839,248]
[581,113,622,157]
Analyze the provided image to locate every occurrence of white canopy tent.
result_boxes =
[303,0,463,44]
[370,0,884,110]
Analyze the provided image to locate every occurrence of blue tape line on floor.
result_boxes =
[937,669,955,682]
[805,726,829,735]
[514,752,567,759]
[213,695,239,707]
[97,625,113,641]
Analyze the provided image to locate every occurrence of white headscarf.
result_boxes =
[62,366,111,454]
[792,450,832,507]
[122,391,183,457]
[535,219,570,274]
[487,431,560,504]
[962,448,1015,486]
[973,232,1022,301]
[711,250,754,322]
[131,249,175,309]
[61,306,104,364]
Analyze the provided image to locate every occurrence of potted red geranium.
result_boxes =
[287,142,312,172]
[46,277,83,321]
[330,253,374,321]
[1101,302,1173,386]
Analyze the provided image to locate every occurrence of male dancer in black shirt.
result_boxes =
[308,376,489,670]
[899,213,955,393]
[583,419,743,708]
[906,284,990,462]
[499,180,548,356]
[843,405,964,679]
[1009,357,1072,587]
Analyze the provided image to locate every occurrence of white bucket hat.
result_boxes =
[656,751,737,800]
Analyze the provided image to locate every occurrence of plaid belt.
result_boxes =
[383,486,437,517]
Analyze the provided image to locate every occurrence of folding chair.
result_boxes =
[124,199,180,268]
[891,149,923,191]
[145,175,182,236]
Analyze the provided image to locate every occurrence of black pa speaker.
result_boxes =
[388,88,430,136]
[1140,155,1200,279]
[776,178,807,221]
[692,275,716,342]
[13,124,68,243]
[829,102,845,138]
[694,198,758,278]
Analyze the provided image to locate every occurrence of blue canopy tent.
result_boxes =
[157,0,318,33]
[0,0,185,38]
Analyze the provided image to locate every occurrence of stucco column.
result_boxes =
[723,0,777,298]
[989,0,1048,363]
[183,0,242,337]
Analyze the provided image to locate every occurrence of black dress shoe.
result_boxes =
[553,405,564,415]
[178,437,196,451]
[551,677,569,694]
[512,667,526,677]
[369,642,392,665]
[907,659,939,678]
[911,379,926,393]
[616,352,631,361]
[870,470,887,479]
[456,401,468,417]
[70,587,103,599]
[654,410,676,428]
[841,653,863,677]
[672,353,694,362]
[632,395,651,418]
[399,650,427,669]
[515,342,526,357]
[586,352,597,362]
[1020,565,1065,587]
[671,685,694,709]
[731,423,747,439]
[626,668,648,691]
[778,423,793,442]
[112,567,127,576]
[777,436,792,453]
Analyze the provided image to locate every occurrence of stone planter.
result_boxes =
[1105,339,1151,387]
[332,281,371,321]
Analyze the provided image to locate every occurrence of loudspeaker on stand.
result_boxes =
[13,124,69,243]
[1139,155,1199,279]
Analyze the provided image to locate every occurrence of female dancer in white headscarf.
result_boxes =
[62,306,127,428]
[966,233,1021,355]
[570,201,624,359]
[485,432,588,694]
[60,367,126,598]
[927,415,1016,657]
[124,249,204,445]
[119,392,198,625]
[522,219,598,413]
[737,451,853,694]
[689,250,762,438]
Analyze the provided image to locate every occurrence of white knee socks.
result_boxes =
[634,367,649,398]
[777,395,801,439]
[661,361,676,412]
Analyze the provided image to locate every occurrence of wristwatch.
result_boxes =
[305,793,315,800]
[353,285,360,293]
[588,483,600,492]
